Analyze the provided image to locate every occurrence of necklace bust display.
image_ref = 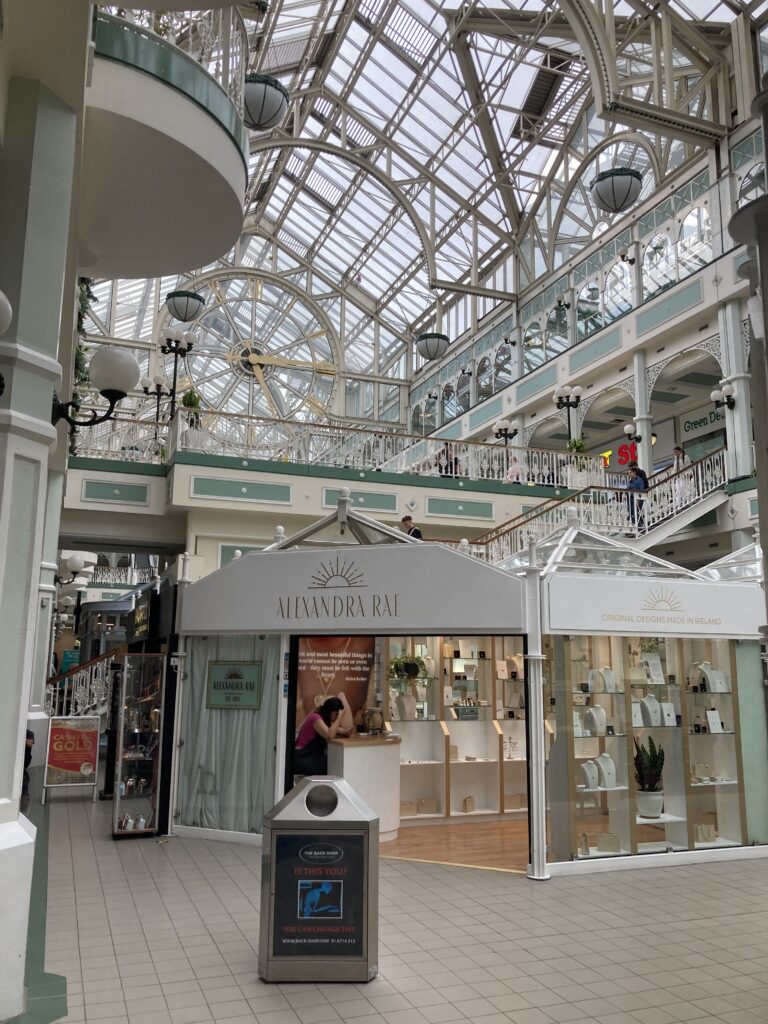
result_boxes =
[640,694,662,727]
[595,753,617,789]
[580,760,599,789]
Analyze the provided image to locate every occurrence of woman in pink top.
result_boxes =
[294,696,349,777]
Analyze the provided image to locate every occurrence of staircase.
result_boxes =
[471,448,728,564]
[45,649,124,718]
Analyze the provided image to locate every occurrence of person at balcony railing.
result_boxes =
[672,445,693,508]
[437,443,457,477]
[401,515,423,540]
[626,466,648,532]
[628,460,648,489]
[505,455,526,484]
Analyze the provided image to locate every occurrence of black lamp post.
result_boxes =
[160,329,193,420]
[141,375,173,439]
[493,418,519,446]
[553,384,582,441]
[711,382,736,410]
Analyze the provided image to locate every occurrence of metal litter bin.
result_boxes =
[259,776,379,983]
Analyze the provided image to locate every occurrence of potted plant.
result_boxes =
[389,654,427,679]
[181,388,202,426]
[634,736,664,818]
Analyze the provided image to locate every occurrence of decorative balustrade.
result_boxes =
[71,405,608,489]
[45,650,123,719]
[468,448,727,563]
[98,6,248,111]
[91,566,156,586]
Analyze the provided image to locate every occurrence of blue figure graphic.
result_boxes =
[299,881,341,917]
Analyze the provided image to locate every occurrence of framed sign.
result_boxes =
[206,661,262,709]
[44,717,100,801]
[60,649,80,673]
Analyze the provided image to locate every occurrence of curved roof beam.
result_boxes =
[558,0,727,144]
[249,136,436,289]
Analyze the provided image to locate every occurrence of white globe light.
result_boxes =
[590,168,643,214]
[88,347,140,398]
[721,382,735,398]
[243,73,289,131]
[415,332,450,361]
[710,389,723,403]
[0,288,12,336]
[66,554,85,573]
[166,290,205,323]
[60,595,76,608]
[624,423,635,436]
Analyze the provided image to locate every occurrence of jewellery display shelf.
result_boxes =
[385,635,530,824]
[548,634,746,862]
[112,653,165,839]
[682,639,746,851]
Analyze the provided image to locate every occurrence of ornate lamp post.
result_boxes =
[553,384,582,442]
[160,328,193,420]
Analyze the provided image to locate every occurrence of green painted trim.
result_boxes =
[69,457,167,477]
[516,364,558,402]
[94,13,248,172]
[468,396,503,430]
[323,488,398,512]
[82,480,149,504]
[220,544,262,566]
[635,278,703,336]
[171,450,566,498]
[726,476,758,496]
[190,475,292,504]
[435,422,463,440]
[426,496,495,519]
[9,770,68,1024]
[569,326,622,372]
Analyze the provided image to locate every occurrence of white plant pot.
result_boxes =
[636,790,664,818]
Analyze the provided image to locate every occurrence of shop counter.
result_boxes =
[327,735,401,842]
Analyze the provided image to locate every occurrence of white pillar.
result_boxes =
[718,300,753,480]
[525,540,550,880]
[632,349,653,473]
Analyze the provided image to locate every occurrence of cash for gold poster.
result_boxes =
[296,636,375,722]
[44,716,100,787]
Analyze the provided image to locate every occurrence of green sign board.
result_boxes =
[61,649,81,673]
[206,661,262,710]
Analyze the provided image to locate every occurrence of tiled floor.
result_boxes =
[43,791,768,1024]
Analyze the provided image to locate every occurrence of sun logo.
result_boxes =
[309,557,366,590]
[641,587,683,611]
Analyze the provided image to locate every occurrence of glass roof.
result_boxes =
[698,543,764,582]
[499,526,702,579]
[84,0,752,421]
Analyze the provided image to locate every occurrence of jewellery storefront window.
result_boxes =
[546,633,756,861]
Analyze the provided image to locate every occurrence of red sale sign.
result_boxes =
[44,717,100,787]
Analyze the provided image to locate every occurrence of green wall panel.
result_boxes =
[82,480,148,504]
[635,278,703,336]
[469,396,503,430]
[516,364,558,403]
[191,476,292,504]
[323,488,398,512]
[569,327,622,372]
[426,497,494,519]
[220,544,262,567]
[435,422,463,439]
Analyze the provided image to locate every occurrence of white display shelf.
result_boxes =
[503,757,526,763]
[450,757,498,764]
[630,681,675,687]
[694,837,740,849]
[636,812,686,825]
[690,780,738,787]
[400,812,444,821]
[454,806,499,816]
[689,731,736,737]
[401,760,442,766]
[574,733,627,739]
[637,841,687,853]
[635,725,682,730]
[571,690,626,696]
[578,847,631,859]
[576,785,629,793]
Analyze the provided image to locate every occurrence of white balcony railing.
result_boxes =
[70,406,608,490]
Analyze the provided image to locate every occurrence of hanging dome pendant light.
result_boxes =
[590,167,643,214]
[415,332,450,360]
[243,73,289,131]
[166,290,205,323]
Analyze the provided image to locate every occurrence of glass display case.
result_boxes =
[385,634,530,822]
[547,634,746,861]
[112,654,165,838]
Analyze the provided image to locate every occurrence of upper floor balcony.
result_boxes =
[79,9,248,278]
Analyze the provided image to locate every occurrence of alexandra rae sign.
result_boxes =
[276,556,400,621]
[545,576,762,638]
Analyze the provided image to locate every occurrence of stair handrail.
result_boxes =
[46,648,125,718]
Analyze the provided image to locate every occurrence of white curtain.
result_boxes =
[177,635,281,833]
